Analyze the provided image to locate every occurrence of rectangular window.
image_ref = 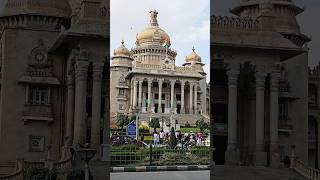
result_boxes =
[119,89,125,96]
[29,85,49,105]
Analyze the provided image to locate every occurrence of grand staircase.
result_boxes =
[138,113,209,126]
[212,165,308,180]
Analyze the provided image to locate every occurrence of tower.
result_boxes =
[110,41,133,121]
[0,0,71,166]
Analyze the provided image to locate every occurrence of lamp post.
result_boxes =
[76,144,97,180]
[133,107,140,140]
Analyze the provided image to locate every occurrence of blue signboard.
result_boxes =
[127,121,136,137]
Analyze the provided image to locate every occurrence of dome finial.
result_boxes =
[192,46,195,52]
[121,39,125,45]
[149,10,159,26]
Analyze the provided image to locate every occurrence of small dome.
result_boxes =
[136,10,171,47]
[114,40,131,57]
[1,0,71,17]
[185,47,201,62]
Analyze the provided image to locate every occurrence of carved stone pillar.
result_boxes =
[130,80,133,111]
[133,79,138,109]
[73,60,89,145]
[91,62,104,149]
[170,80,175,113]
[138,80,143,109]
[189,82,194,114]
[158,79,163,113]
[181,81,185,114]
[254,65,267,166]
[194,84,198,114]
[66,75,75,146]
[147,79,152,112]
[225,63,240,165]
[270,65,281,167]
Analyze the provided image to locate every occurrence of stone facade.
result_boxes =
[212,0,310,167]
[110,11,209,128]
[0,0,109,176]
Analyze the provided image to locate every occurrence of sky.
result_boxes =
[213,0,320,67]
[110,0,210,81]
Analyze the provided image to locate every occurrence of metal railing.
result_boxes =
[111,144,209,167]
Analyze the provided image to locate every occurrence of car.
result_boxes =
[111,135,147,147]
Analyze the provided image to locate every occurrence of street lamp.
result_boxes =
[133,107,140,140]
[76,144,97,180]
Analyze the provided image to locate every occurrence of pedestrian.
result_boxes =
[159,130,164,144]
[153,131,160,146]
[140,134,144,142]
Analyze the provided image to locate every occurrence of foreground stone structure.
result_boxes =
[110,10,209,127]
[0,0,110,178]
[212,0,310,167]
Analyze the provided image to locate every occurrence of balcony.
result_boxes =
[22,104,53,124]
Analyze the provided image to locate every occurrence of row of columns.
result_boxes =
[131,78,198,114]
[65,58,105,149]
[225,63,280,166]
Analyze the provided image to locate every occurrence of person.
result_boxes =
[159,130,164,144]
[153,131,160,146]
[140,134,144,142]
[197,132,203,146]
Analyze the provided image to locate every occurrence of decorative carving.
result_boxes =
[29,136,45,152]
[118,74,126,86]
[149,10,159,26]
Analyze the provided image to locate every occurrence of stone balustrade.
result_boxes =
[291,158,320,179]
[211,15,260,31]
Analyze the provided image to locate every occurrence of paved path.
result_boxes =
[111,170,209,180]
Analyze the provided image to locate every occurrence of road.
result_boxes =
[111,170,209,180]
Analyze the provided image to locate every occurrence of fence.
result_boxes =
[111,144,209,167]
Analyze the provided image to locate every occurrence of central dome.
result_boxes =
[136,10,171,47]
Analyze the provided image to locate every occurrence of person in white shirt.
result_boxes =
[159,130,164,144]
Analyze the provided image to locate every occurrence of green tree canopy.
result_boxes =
[150,117,160,132]
[116,114,130,131]
[196,118,209,132]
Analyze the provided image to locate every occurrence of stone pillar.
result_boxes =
[194,84,198,114]
[66,75,75,146]
[73,60,89,145]
[130,80,133,110]
[158,79,163,113]
[225,63,240,165]
[138,80,143,108]
[317,84,320,108]
[254,65,267,166]
[133,79,138,109]
[91,62,104,149]
[181,81,185,114]
[270,67,281,167]
[147,79,152,112]
[170,80,175,113]
[189,82,193,114]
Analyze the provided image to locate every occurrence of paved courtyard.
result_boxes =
[111,170,209,180]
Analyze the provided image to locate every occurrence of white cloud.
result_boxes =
[110,0,210,79]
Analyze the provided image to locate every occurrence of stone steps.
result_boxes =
[0,160,15,177]
[212,165,308,180]
[138,113,208,126]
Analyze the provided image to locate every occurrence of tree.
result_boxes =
[116,114,130,132]
[168,127,177,149]
[150,117,160,132]
[196,118,209,132]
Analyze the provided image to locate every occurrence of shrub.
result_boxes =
[168,127,177,149]
[191,146,209,157]
[66,169,93,180]
[150,117,160,132]
[23,167,57,180]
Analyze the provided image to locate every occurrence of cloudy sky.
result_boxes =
[110,0,210,81]
[213,0,320,67]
